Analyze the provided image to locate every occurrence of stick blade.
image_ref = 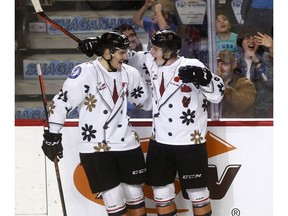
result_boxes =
[31,0,43,13]
[36,63,42,76]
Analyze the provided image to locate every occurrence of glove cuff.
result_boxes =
[44,130,62,145]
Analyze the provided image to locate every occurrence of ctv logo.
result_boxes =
[73,131,240,207]
[206,131,241,200]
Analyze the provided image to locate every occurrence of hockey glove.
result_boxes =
[78,37,100,57]
[42,130,63,162]
[178,65,212,86]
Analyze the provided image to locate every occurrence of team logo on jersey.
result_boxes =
[69,66,82,79]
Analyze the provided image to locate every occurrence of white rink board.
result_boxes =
[15,123,273,216]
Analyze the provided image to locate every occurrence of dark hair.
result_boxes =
[236,27,265,53]
[114,24,144,51]
[236,26,258,47]
[114,24,137,36]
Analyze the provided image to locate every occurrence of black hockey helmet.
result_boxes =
[151,29,182,51]
[99,31,130,55]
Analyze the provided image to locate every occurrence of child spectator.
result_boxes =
[236,27,273,117]
[217,50,256,118]
[215,12,238,53]
[132,0,177,48]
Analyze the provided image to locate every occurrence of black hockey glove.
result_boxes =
[42,130,63,162]
[78,37,100,57]
[178,65,212,86]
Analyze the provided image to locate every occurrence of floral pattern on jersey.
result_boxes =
[190,130,204,144]
[84,93,97,112]
[93,142,111,152]
[180,109,196,125]
[81,124,97,142]
[131,86,144,99]
[202,99,208,112]
[48,100,56,116]
[216,78,225,96]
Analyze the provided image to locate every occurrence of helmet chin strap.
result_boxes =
[161,58,169,66]
[103,53,117,72]
[161,49,178,66]
[161,52,172,66]
[161,48,173,66]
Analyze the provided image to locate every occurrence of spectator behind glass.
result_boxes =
[178,26,202,59]
[114,24,152,118]
[236,27,273,117]
[132,0,177,49]
[114,24,144,52]
[215,12,238,54]
[217,50,256,118]
[241,0,273,35]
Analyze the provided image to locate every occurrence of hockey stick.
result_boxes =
[37,63,68,216]
[31,0,81,43]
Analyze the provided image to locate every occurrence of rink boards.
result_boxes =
[15,120,273,216]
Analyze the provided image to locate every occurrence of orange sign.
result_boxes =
[73,131,236,212]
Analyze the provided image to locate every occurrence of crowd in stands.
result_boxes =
[17,0,273,119]
[128,0,273,118]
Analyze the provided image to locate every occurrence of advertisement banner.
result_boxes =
[23,54,90,79]
[51,124,273,216]
[44,13,145,35]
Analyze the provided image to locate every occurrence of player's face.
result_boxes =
[110,49,128,70]
[150,45,165,66]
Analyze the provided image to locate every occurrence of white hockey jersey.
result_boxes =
[128,52,225,145]
[48,58,152,153]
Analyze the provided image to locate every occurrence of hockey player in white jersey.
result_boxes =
[42,31,152,216]
[79,29,225,216]
[143,29,224,216]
